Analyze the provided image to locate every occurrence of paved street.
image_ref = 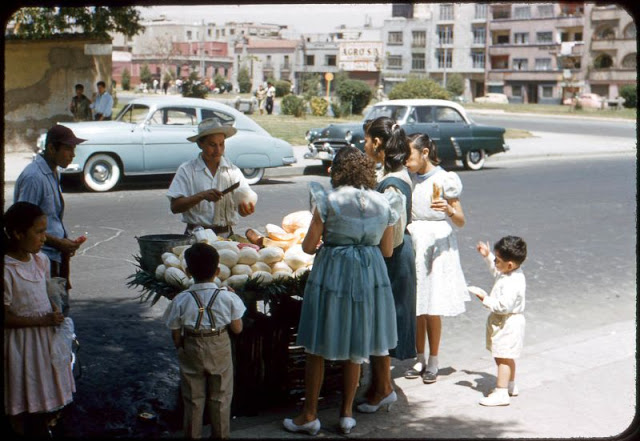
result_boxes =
[3,144,636,438]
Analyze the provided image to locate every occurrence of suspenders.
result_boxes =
[188,289,221,332]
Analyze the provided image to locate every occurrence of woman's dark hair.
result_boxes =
[2,202,46,251]
[363,117,410,173]
[330,146,377,190]
[184,243,220,281]
[494,236,527,265]
[408,133,440,165]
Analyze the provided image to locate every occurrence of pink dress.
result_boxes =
[4,253,75,415]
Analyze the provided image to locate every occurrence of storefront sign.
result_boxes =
[338,42,383,72]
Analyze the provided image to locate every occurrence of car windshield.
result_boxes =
[116,104,150,123]
[364,105,409,122]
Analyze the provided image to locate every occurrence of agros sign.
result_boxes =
[338,42,383,72]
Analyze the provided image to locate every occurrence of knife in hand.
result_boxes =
[220,182,240,195]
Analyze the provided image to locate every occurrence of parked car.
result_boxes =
[562,93,604,109]
[474,93,509,104]
[37,97,296,191]
[305,99,508,171]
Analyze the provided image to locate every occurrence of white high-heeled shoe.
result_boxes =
[356,390,397,413]
[339,416,356,434]
[283,418,321,436]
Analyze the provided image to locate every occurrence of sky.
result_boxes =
[142,3,392,34]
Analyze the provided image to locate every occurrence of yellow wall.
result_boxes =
[4,37,112,151]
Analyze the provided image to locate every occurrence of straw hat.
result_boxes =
[187,118,237,143]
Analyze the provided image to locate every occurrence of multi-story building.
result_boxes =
[487,2,587,104]
[234,38,298,89]
[380,3,489,101]
[583,3,635,100]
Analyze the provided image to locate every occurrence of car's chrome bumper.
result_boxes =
[304,144,335,161]
[282,156,297,165]
[503,143,510,152]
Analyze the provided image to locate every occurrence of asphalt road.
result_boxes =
[3,154,636,437]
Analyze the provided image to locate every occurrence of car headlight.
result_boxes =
[345,131,352,143]
[305,130,311,142]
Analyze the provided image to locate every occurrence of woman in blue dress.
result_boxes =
[283,147,401,436]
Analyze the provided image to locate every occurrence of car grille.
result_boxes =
[311,140,350,153]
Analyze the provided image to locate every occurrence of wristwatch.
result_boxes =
[448,208,456,218]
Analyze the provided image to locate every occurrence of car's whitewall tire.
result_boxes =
[240,167,265,185]
[463,149,486,171]
[83,154,121,192]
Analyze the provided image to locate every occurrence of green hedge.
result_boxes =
[336,79,373,115]
[388,77,450,100]
[281,95,306,117]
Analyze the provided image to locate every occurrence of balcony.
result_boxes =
[591,7,620,22]
[589,69,636,82]
[591,39,620,51]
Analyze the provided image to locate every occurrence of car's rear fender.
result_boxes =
[225,134,294,168]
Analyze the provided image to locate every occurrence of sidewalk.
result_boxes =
[3,131,636,186]
[211,320,637,438]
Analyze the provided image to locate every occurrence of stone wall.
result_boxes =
[4,37,112,152]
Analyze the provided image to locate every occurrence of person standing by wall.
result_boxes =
[14,125,87,299]
[265,82,276,115]
[69,84,93,121]
[90,81,113,121]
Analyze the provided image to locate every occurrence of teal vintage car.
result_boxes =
[305,99,509,170]
[37,97,296,191]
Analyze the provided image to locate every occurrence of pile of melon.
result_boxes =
[154,210,314,291]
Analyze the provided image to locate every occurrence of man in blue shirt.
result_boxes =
[90,80,113,121]
[14,125,87,287]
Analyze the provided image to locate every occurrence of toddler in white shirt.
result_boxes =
[468,236,527,407]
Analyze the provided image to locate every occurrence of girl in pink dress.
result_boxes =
[4,202,75,437]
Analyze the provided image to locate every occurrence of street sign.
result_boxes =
[325,72,334,82]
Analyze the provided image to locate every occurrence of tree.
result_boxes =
[140,64,152,88]
[237,67,252,93]
[336,79,373,115]
[8,6,144,39]
[446,73,465,97]
[619,84,636,108]
[388,76,450,100]
[121,68,131,91]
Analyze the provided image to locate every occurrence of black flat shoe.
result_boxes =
[404,367,425,379]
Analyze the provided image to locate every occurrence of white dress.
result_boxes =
[481,253,526,359]
[407,167,470,316]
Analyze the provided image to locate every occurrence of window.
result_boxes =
[325,55,336,66]
[208,29,212,37]
[412,30,426,47]
[622,53,637,69]
[536,32,553,43]
[148,108,197,126]
[415,106,433,123]
[229,29,234,35]
[542,86,553,98]
[436,49,452,68]
[496,34,510,44]
[435,107,464,123]
[186,30,193,40]
[535,58,552,70]
[538,4,554,18]
[411,53,426,71]
[471,50,485,68]
[512,85,522,97]
[118,104,149,124]
[491,55,509,69]
[387,55,403,70]
[514,6,531,19]
[472,25,486,44]
[440,4,454,20]
[388,31,403,45]
[624,23,636,39]
[305,55,315,66]
[513,58,528,70]
[437,25,453,45]
[200,109,235,126]
[594,54,613,69]
[575,32,583,41]
[514,32,529,44]
[560,3,583,16]
[284,55,291,68]
[492,5,511,19]
[475,4,488,19]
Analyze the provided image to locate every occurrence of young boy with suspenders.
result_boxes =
[163,243,246,439]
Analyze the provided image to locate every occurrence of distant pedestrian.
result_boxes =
[163,81,169,94]
[469,236,527,406]
[163,243,246,439]
[255,85,266,115]
[265,81,276,115]
[69,84,92,121]
[153,78,159,93]
[90,81,113,121]
[3,201,76,438]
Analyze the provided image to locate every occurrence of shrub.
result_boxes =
[301,74,322,100]
[281,95,306,117]
[619,84,636,108]
[446,73,465,97]
[139,63,152,88]
[274,80,292,98]
[388,77,451,100]
[336,79,373,115]
[237,67,252,93]
[310,97,328,116]
[181,75,209,99]
[121,68,131,91]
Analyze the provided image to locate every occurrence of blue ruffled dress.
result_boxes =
[296,182,401,364]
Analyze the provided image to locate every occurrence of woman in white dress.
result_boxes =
[404,134,470,384]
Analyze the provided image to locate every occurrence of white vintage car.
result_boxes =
[38,97,296,191]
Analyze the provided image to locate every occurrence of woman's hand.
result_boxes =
[238,202,255,217]
[430,198,451,215]
[47,311,65,326]
[476,241,490,257]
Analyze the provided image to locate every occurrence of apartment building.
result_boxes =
[583,3,635,99]
[234,38,298,88]
[380,3,489,101]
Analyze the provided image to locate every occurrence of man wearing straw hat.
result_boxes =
[167,118,257,238]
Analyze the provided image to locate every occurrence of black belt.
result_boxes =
[184,327,228,337]
[186,224,233,235]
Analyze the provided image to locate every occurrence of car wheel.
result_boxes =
[463,150,486,171]
[83,154,121,192]
[240,167,265,185]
